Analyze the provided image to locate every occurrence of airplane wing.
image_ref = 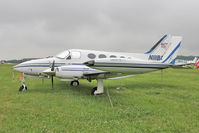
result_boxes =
[83,71,110,76]
[83,70,135,80]
[108,75,135,80]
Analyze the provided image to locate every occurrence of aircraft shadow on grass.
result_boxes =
[25,79,178,96]
[26,83,96,96]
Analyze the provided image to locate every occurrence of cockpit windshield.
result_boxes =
[56,50,70,59]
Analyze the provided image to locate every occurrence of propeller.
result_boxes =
[51,75,54,89]
[50,60,55,89]
[51,60,55,71]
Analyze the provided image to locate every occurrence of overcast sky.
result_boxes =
[0,0,199,59]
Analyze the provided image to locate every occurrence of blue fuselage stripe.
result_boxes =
[13,62,171,69]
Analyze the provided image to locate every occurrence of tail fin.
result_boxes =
[146,35,182,64]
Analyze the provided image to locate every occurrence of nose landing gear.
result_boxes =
[19,73,28,91]
[19,84,27,91]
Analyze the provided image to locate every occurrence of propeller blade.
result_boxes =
[51,60,55,71]
[51,76,54,89]
[49,60,55,89]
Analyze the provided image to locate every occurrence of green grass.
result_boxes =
[0,64,199,133]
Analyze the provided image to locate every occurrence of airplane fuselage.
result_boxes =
[13,49,170,80]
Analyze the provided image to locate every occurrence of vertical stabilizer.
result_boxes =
[147,35,182,64]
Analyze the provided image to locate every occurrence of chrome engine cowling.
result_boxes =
[55,65,88,79]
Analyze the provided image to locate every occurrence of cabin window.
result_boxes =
[66,56,71,59]
[128,57,132,59]
[88,53,96,59]
[56,50,70,59]
[99,54,106,58]
[110,55,117,58]
[120,56,125,58]
[71,52,81,59]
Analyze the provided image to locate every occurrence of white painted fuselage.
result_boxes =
[13,49,170,80]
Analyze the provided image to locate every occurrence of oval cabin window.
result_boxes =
[88,53,96,59]
[110,55,117,58]
[99,54,106,58]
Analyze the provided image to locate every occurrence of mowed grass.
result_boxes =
[0,64,199,133]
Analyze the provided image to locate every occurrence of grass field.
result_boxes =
[0,64,199,133]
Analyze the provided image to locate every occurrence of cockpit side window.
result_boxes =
[56,50,70,59]
[71,52,81,59]
[66,55,71,59]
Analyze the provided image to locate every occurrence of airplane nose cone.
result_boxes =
[11,66,15,70]
[12,64,20,71]
[12,62,26,72]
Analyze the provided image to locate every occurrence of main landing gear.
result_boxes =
[70,80,79,87]
[19,73,28,91]
[91,79,104,95]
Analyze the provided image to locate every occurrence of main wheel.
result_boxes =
[70,80,79,87]
[91,87,97,95]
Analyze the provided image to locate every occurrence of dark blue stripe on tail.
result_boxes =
[170,58,176,64]
[145,35,167,54]
[162,42,181,63]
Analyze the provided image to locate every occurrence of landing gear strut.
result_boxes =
[70,80,79,87]
[91,79,104,95]
[19,73,28,91]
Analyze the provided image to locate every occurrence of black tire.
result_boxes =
[91,87,97,95]
[19,85,28,91]
[70,80,79,86]
[19,85,24,91]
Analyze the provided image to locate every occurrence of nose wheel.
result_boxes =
[70,80,79,87]
[19,84,28,91]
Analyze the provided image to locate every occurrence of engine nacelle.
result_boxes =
[55,65,88,79]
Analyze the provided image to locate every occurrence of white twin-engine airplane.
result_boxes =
[12,35,182,95]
